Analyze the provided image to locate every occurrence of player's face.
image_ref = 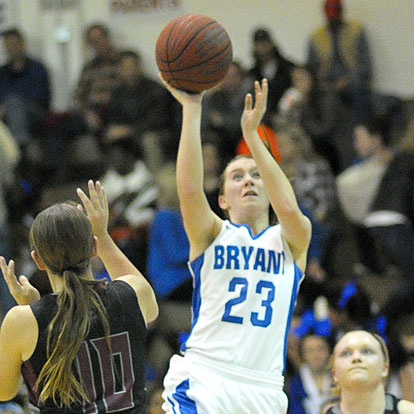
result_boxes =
[219,157,269,219]
[332,331,388,389]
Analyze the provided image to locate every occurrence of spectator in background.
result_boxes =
[0,28,51,149]
[278,66,312,124]
[298,69,348,174]
[275,121,336,278]
[147,162,192,383]
[307,0,372,125]
[247,28,295,122]
[74,22,120,136]
[288,333,334,414]
[39,23,121,180]
[100,136,158,271]
[0,121,20,319]
[147,162,191,306]
[325,279,381,343]
[202,61,250,159]
[387,313,414,402]
[103,50,174,172]
[364,120,414,326]
[336,115,393,276]
[201,130,226,217]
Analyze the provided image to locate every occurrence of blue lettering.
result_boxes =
[253,248,266,271]
[267,251,281,274]
[226,245,240,269]
[214,245,225,269]
[241,246,254,269]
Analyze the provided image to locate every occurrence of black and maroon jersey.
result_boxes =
[326,393,400,414]
[21,280,147,413]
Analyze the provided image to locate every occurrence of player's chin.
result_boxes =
[241,197,259,208]
[241,198,264,213]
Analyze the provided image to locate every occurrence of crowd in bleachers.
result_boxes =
[1,0,414,412]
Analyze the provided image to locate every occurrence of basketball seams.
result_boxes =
[164,20,217,64]
[165,19,179,89]
[167,77,225,86]
[160,42,232,74]
[193,25,228,57]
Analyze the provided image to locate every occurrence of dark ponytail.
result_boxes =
[30,203,111,406]
[36,269,111,405]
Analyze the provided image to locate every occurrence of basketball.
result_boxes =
[155,14,233,93]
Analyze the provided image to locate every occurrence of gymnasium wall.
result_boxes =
[3,0,414,110]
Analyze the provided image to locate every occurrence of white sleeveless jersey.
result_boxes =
[182,220,304,376]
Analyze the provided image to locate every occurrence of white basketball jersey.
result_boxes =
[182,220,304,376]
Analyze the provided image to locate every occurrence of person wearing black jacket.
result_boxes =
[364,124,414,326]
[247,28,295,122]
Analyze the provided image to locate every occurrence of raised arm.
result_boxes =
[159,75,222,260]
[241,80,311,270]
[77,180,158,324]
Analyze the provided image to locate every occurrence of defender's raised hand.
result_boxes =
[77,180,109,238]
[0,257,40,305]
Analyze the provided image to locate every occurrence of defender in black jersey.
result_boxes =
[327,393,401,414]
[0,181,158,413]
[327,330,414,414]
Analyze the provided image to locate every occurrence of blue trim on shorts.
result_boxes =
[169,379,198,414]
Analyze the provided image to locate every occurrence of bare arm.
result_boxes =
[77,180,158,324]
[159,75,222,260]
[241,80,311,270]
[0,305,37,400]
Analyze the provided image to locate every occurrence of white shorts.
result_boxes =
[162,353,288,414]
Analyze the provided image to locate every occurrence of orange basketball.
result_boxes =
[155,14,233,93]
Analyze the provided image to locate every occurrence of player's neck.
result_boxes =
[230,213,269,235]
[339,385,385,414]
[48,269,95,292]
